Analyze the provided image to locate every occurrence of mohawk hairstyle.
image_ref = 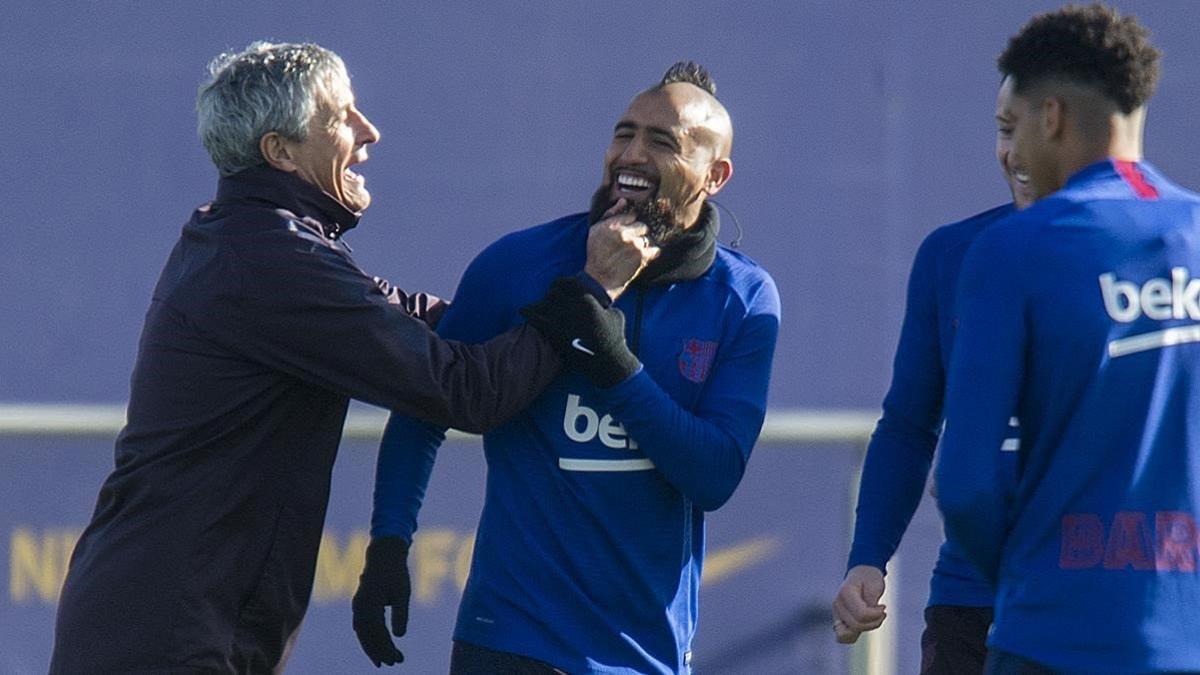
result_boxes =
[998,3,1160,114]
[659,60,717,98]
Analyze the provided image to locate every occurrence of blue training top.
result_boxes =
[848,203,1019,608]
[372,212,780,674]
[938,159,1200,673]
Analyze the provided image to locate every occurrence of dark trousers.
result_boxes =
[450,640,565,675]
[920,605,993,675]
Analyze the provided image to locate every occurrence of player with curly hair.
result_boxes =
[936,5,1200,672]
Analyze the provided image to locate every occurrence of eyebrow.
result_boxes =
[614,121,681,148]
[615,121,676,137]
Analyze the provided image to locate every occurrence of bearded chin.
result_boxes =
[588,184,684,245]
[587,185,613,227]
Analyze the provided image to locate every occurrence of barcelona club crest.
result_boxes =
[679,339,718,383]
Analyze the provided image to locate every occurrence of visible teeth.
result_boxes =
[617,173,652,189]
[1014,171,1030,183]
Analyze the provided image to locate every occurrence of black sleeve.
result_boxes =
[208,231,560,433]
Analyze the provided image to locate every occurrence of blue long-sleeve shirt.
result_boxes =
[848,204,1017,607]
[937,159,1200,672]
[372,210,780,674]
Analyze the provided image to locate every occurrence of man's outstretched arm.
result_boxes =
[836,235,945,642]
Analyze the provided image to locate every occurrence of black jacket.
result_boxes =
[50,167,560,673]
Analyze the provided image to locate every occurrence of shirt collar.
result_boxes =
[214,165,361,238]
[1064,157,1160,190]
[632,201,720,288]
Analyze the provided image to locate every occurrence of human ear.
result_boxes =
[259,132,299,173]
[1042,97,1065,141]
[703,159,733,196]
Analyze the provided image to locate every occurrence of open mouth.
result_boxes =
[1011,169,1030,186]
[613,170,656,200]
[344,152,369,186]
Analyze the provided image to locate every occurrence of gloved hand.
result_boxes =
[522,277,641,388]
[352,536,411,667]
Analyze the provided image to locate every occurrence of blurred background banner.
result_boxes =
[0,424,875,674]
[2,1,1199,673]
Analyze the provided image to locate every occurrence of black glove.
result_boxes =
[522,277,641,388]
[352,536,411,667]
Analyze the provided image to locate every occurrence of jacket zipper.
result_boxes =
[631,290,646,356]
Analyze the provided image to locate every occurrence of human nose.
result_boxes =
[617,133,649,165]
[354,109,381,145]
[996,138,1011,173]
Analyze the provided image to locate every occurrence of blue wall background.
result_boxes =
[5,1,1200,406]
[3,1,1200,673]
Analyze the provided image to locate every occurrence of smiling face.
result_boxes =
[996,75,1070,203]
[279,69,381,212]
[595,83,732,233]
[995,76,1035,209]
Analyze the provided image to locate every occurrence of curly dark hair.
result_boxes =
[659,60,717,98]
[998,3,1160,114]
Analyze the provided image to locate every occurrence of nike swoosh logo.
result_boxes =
[701,536,782,585]
[570,338,596,356]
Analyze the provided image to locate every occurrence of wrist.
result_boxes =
[573,271,615,307]
[592,361,643,390]
[366,535,410,563]
[581,265,628,302]
[845,563,886,580]
[846,544,890,575]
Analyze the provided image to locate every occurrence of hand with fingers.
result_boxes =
[584,198,661,301]
[352,537,412,667]
[831,564,888,644]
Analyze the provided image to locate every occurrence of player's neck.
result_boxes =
[1058,112,1146,186]
[1107,108,1147,163]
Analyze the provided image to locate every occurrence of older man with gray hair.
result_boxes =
[49,42,656,674]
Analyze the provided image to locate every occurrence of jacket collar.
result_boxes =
[632,201,719,288]
[1064,157,1162,190]
[214,165,361,239]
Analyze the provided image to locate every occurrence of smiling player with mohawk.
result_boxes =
[351,62,780,674]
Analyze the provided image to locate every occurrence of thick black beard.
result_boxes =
[587,184,683,245]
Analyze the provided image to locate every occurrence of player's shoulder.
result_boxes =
[985,189,1090,237]
[711,244,779,314]
[920,203,1016,253]
[1041,160,1200,218]
[463,212,587,278]
[1143,163,1200,204]
[713,243,775,289]
[958,197,1081,276]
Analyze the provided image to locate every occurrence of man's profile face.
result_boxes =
[995,77,1035,209]
[284,70,381,212]
[999,77,1061,202]
[594,85,725,237]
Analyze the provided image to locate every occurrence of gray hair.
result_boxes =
[196,41,347,176]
